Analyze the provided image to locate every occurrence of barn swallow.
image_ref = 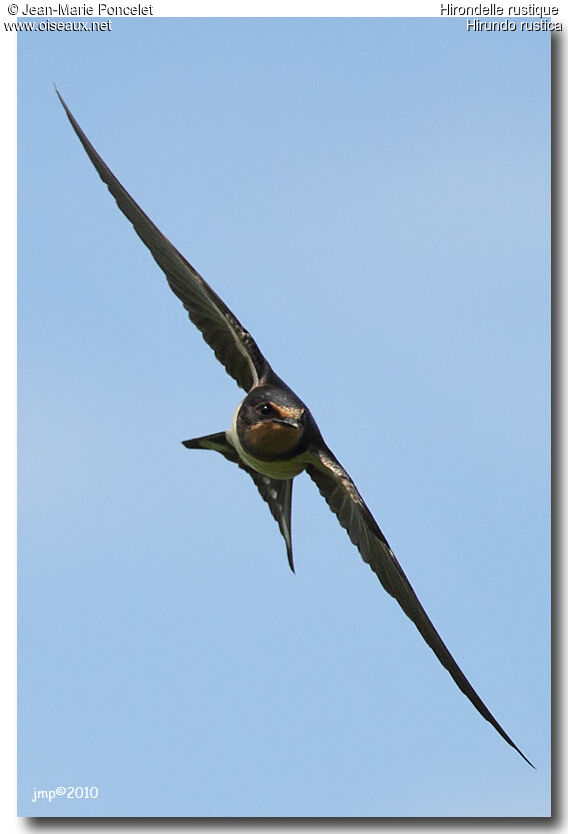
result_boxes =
[56,90,533,768]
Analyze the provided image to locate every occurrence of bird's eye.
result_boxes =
[257,402,275,417]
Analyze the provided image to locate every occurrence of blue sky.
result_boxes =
[18,18,550,817]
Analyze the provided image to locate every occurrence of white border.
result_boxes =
[2,3,561,830]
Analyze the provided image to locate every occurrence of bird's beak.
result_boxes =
[273,407,305,431]
[273,416,304,431]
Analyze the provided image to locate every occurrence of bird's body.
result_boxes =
[57,90,533,768]
[227,383,311,479]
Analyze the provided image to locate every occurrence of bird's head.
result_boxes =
[236,387,309,461]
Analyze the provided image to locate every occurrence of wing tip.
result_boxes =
[515,747,536,769]
[54,84,67,111]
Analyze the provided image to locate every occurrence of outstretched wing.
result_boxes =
[306,445,533,767]
[182,432,295,571]
[57,90,268,393]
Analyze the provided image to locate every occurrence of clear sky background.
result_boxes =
[18,18,550,817]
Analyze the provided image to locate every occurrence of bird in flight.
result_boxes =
[57,90,532,767]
